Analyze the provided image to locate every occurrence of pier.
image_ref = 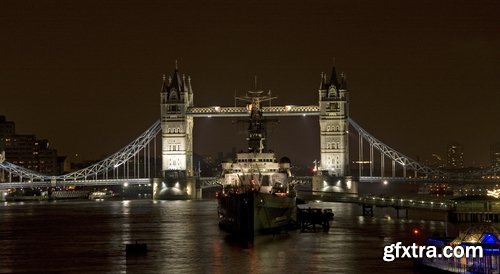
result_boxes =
[297,190,454,219]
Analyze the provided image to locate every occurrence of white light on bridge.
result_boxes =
[383,180,388,185]
[355,161,372,164]
[285,105,292,111]
[124,182,129,187]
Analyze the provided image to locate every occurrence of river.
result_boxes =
[0,199,450,273]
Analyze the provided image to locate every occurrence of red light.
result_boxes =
[413,228,420,235]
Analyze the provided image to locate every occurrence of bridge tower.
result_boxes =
[157,63,195,198]
[319,65,349,176]
[314,65,355,193]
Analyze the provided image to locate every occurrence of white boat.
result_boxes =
[216,90,296,239]
[88,191,117,200]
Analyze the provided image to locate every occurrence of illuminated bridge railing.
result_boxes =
[0,121,161,183]
[0,178,151,190]
[198,177,222,188]
[348,118,449,178]
[186,105,320,117]
[197,176,312,188]
[0,161,49,182]
[357,195,454,211]
[473,166,500,178]
[0,182,51,190]
[56,178,151,187]
[358,176,450,183]
[298,191,455,211]
[290,176,313,185]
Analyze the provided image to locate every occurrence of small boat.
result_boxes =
[88,190,117,200]
[216,90,297,239]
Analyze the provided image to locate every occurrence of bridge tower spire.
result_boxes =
[160,62,194,192]
[318,64,350,178]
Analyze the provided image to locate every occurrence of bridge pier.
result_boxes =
[313,175,357,194]
[153,175,197,200]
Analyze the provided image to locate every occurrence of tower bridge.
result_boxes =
[1,63,498,198]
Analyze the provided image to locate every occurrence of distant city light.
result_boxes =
[487,188,500,198]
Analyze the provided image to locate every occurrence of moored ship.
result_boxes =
[216,90,296,239]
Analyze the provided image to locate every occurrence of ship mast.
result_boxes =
[235,89,277,153]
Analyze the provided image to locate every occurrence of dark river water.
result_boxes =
[0,199,450,273]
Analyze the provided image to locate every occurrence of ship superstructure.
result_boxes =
[217,90,296,238]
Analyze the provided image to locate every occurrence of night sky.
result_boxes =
[1,0,499,168]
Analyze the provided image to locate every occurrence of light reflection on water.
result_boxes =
[0,199,456,273]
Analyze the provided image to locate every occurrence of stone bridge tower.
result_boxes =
[314,65,355,193]
[160,63,194,180]
[319,65,349,177]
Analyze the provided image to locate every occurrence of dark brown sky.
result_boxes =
[1,0,499,167]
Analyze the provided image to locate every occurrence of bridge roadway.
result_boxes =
[359,176,500,184]
[186,105,320,117]
[297,190,455,212]
[0,178,151,190]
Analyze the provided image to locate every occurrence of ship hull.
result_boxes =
[217,192,296,238]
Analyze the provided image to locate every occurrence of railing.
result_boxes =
[0,178,151,190]
[298,191,455,211]
[186,105,320,117]
[0,121,161,182]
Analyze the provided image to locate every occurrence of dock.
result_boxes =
[297,207,334,232]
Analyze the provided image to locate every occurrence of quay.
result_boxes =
[298,190,500,224]
[297,190,453,219]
